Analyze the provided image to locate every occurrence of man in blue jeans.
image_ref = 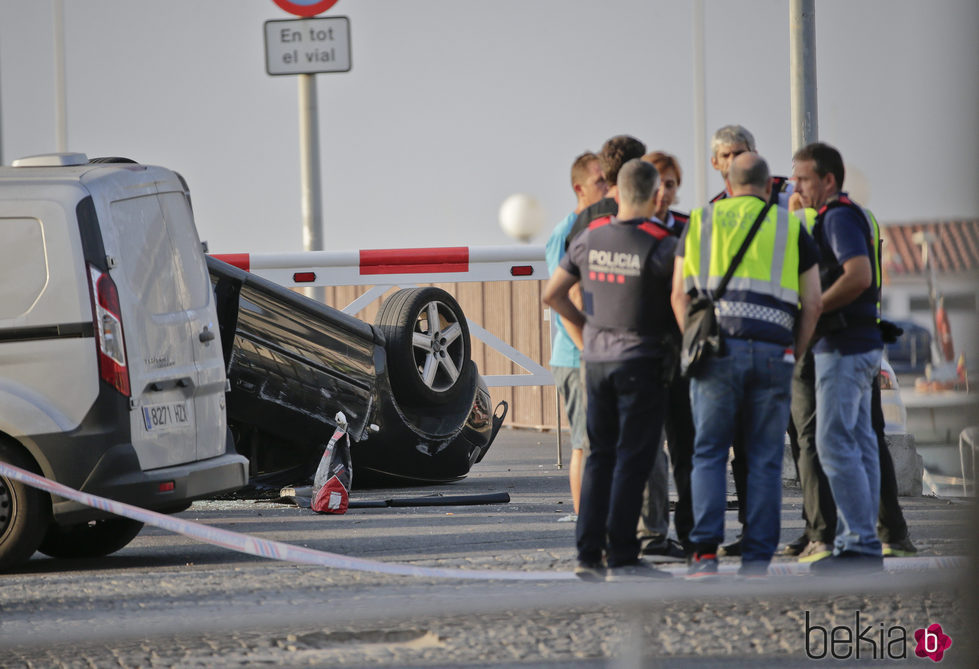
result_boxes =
[544,159,677,581]
[792,142,886,575]
[672,153,822,580]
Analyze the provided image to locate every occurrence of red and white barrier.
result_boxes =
[211,245,547,288]
[210,245,554,387]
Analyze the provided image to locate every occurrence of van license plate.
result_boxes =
[142,401,190,432]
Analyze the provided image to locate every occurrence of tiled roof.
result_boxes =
[882,220,979,276]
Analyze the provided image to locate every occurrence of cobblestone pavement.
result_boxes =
[1,429,975,667]
[0,584,970,668]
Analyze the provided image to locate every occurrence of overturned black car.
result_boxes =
[207,256,505,489]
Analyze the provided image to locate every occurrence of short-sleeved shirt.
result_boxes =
[544,212,581,368]
[812,196,882,355]
[560,217,677,362]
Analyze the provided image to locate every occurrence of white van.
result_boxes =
[0,153,247,570]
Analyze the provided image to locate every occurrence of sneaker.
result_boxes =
[809,550,883,576]
[574,561,606,582]
[685,553,720,581]
[779,533,810,556]
[557,513,578,523]
[641,537,687,563]
[797,540,832,563]
[882,536,918,557]
[606,558,673,582]
[718,538,741,557]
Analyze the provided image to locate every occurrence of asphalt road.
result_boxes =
[0,428,976,668]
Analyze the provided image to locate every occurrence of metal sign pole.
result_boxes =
[298,72,326,302]
[691,0,708,206]
[0,37,4,165]
[54,0,68,152]
[265,8,350,306]
[789,0,818,151]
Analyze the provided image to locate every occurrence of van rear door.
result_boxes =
[106,188,226,469]
[156,191,227,462]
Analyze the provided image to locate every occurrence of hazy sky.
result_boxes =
[1,0,977,255]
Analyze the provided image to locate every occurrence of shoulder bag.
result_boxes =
[681,202,773,378]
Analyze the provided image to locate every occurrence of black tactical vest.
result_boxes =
[581,218,673,336]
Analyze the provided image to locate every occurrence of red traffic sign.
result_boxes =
[272,0,339,17]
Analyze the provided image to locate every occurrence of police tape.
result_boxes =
[0,461,966,579]
[0,461,573,581]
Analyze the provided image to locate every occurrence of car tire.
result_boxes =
[88,156,138,164]
[37,518,145,559]
[375,287,472,406]
[0,440,51,571]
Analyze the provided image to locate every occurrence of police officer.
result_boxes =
[707,125,795,557]
[564,142,689,560]
[543,159,677,581]
[787,193,917,563]
[709,124,793,207]
[637,151,694,560]
[672,153,822,580]
[792,142,888,574]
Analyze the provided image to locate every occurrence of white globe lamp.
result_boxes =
[499,193,546,243]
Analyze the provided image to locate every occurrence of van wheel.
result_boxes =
[38,518,145,559]
[375,288,471,406]
[0,441,51,571]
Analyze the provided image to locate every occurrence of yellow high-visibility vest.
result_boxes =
[795,207,817,233]
[683,196,805,340]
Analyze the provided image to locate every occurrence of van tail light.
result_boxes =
[88,264,131,397]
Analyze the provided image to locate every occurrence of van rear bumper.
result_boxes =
[50,443,248,525]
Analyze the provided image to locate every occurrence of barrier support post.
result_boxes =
[554,383,563,469]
